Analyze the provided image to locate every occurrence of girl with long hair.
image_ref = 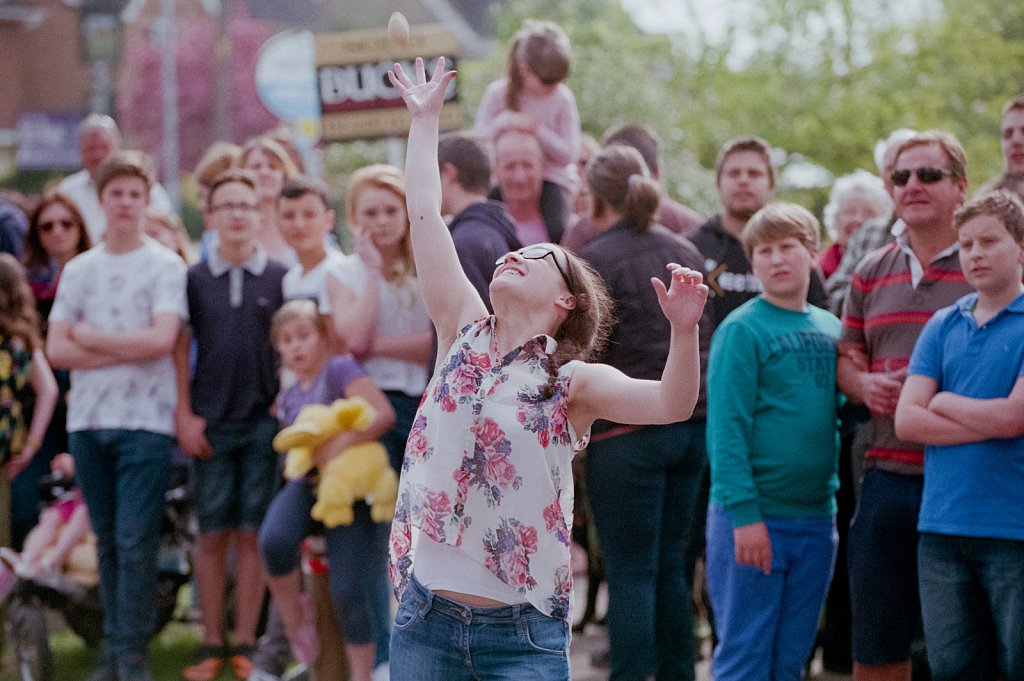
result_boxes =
[386,58,707,680]
[0,253,59,547]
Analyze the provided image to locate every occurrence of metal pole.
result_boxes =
[160,0,181,212]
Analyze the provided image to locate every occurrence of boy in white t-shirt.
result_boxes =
[278,176,349,304]
[47,150,187,681]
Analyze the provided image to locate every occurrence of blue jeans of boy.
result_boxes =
[918,532,1024,681]
[706,504,837,681]
[586,421,707,681]
[69,429,173,658]
[390,574,570,681]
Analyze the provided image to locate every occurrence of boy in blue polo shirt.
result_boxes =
[706,203,841,681]
[895,190,1024,681]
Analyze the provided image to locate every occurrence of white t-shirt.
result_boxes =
[48,239,188,435]
[282,250,350,304]
[321,257,430,396]
[58,169,173,244]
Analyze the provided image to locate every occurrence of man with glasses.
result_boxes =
[837,130,974,681]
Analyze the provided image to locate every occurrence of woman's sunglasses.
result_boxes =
[496,245,570,286]
[39,218,78,233]
[890,167,954,187]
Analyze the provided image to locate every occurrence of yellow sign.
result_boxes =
[315,24,462,142]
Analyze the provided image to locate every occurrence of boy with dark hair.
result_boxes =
[48,150,187,681]
[278,175,348,304]
[175,168,287,681]
[706,203,841,681]
[894,190,1024,681]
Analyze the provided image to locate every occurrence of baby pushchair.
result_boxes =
[2,463,194,681]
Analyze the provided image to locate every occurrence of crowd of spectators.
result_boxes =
[0,19,1022,681]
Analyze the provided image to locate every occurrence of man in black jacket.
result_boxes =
[439,131,522,311]
[690,135,828,329]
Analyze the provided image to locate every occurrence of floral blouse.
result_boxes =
[389,316,588,620]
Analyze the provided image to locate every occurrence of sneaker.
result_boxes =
[183,644,225,681]
[118,652,156,681]
[230,644,256,680]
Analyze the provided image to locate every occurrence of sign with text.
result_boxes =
[315,24,461,142]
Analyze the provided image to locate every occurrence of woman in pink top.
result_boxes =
[476,20,582,244]
[388,58,707,680]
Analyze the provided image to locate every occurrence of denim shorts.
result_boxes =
[848,468,924,665]
[192,417,279,534]
[918,532,1024,681]
[389,574,570,681]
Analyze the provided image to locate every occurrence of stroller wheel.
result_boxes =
[8,600,53,681]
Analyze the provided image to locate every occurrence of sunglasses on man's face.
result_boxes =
[890,167,955,187]
[496,245,570,286]
[39,218,78,233]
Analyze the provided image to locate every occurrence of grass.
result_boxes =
[0,621,235,681]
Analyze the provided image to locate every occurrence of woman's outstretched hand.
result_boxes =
[651,263,709,330]
[388,56,457,118]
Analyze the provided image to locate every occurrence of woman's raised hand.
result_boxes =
[651,264,709,330]
[388,57,456,118]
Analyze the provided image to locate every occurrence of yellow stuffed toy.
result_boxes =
[273,397,398,527]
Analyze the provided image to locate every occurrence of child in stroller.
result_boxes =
[1,453,94,584]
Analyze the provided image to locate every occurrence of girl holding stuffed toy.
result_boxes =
[258,299,395,681]
[386,58,708,680]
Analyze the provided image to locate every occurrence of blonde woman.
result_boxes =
[238,136,299,264]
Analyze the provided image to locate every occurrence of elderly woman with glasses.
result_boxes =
[819,170,893,281]
[386,58,708,680]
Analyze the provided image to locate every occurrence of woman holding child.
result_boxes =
[385,57,707,680]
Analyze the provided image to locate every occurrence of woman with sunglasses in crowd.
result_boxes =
[10,192,92,547]
[386,58,707,680]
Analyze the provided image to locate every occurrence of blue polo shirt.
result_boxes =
[908,291,1024,541]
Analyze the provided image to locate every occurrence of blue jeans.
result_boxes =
[706,504,837,681]
[390,574,570,681]
[259,478,390,657]
[586,421,707,681]
[69,429,173,657]
[918,532,1024,681]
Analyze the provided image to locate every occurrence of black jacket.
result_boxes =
[689,214,829,329]
[449,200,522,311]
[581,219,713,423]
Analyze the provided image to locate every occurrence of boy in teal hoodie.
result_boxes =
[706,203,841,681]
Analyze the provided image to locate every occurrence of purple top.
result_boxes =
[277,356,367,427]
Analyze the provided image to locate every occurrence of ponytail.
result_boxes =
[588,145,661,232]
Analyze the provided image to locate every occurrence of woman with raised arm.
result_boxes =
[386,58,708,680]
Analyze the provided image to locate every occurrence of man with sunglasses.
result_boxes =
[837,130,974,681]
